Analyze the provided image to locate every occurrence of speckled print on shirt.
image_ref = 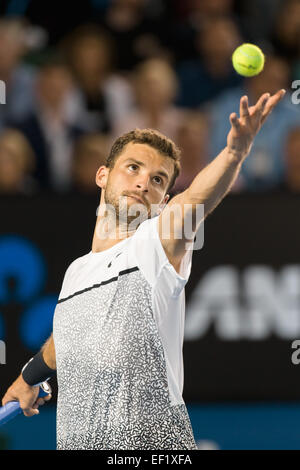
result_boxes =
[53,268,197,450]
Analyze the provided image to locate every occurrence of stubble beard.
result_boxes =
[104,183,150,230]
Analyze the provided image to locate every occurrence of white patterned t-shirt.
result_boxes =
[53,215,197,450]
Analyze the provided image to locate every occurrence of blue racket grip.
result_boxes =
[0,381,51,426]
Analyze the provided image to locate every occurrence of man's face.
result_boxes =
[97,142,174,223]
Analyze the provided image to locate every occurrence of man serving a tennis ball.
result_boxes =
[1,46,285,449]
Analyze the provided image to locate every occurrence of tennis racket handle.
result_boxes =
[0,381,51,426]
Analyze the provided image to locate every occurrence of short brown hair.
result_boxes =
[106,128,181,193]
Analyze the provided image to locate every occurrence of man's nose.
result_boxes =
[135,175,150,191]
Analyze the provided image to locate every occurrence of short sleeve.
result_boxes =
[58,255,88,300]
[58,261,76,301]
[131,216,194,297]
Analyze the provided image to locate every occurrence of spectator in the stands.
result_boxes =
[187,0,235,22]
[0,129,37,195]
[99,0,168,71]
[234,0,282,45]
[271,0,300,65]
[14,56,84,192]
[208,56,300,192]
[0,18,36,129]
[176,17,243,108]
[71,133,109,194]
[271,0,300,81]
[166,0,237,64]
[171,111,209,195]
[61,24,134,133]
[113,58,186,142]
[284,127,300,193]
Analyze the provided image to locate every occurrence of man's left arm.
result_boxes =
[159,89,286,271]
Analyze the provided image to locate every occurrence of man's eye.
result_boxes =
[129,164,138,171]
[153,176,162,184]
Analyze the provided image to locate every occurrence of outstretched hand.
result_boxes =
[227,89,286,161]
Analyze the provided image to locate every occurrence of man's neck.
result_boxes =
[91,210,137,253]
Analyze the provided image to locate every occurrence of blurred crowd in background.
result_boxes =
[0,0,299,197]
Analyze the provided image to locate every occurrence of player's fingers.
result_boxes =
[261,89,286,124]
[34,398,46,407]
[2,393,16,407]
[254,93,270,115]
[264,90,284,113]
[239,95,250,120]
[32,393,52,409]
[22,407,39,417]
[229,112,241,131]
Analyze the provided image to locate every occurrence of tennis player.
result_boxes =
[2,90,285,450]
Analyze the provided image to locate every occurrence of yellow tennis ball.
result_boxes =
[232,43,265,77]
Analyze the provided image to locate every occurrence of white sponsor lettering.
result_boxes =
[185,265,300,340]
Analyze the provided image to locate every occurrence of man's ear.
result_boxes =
[95,166,109,189]
[157,194,170,215]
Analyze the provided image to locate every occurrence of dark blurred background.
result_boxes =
[0,0,300,450]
